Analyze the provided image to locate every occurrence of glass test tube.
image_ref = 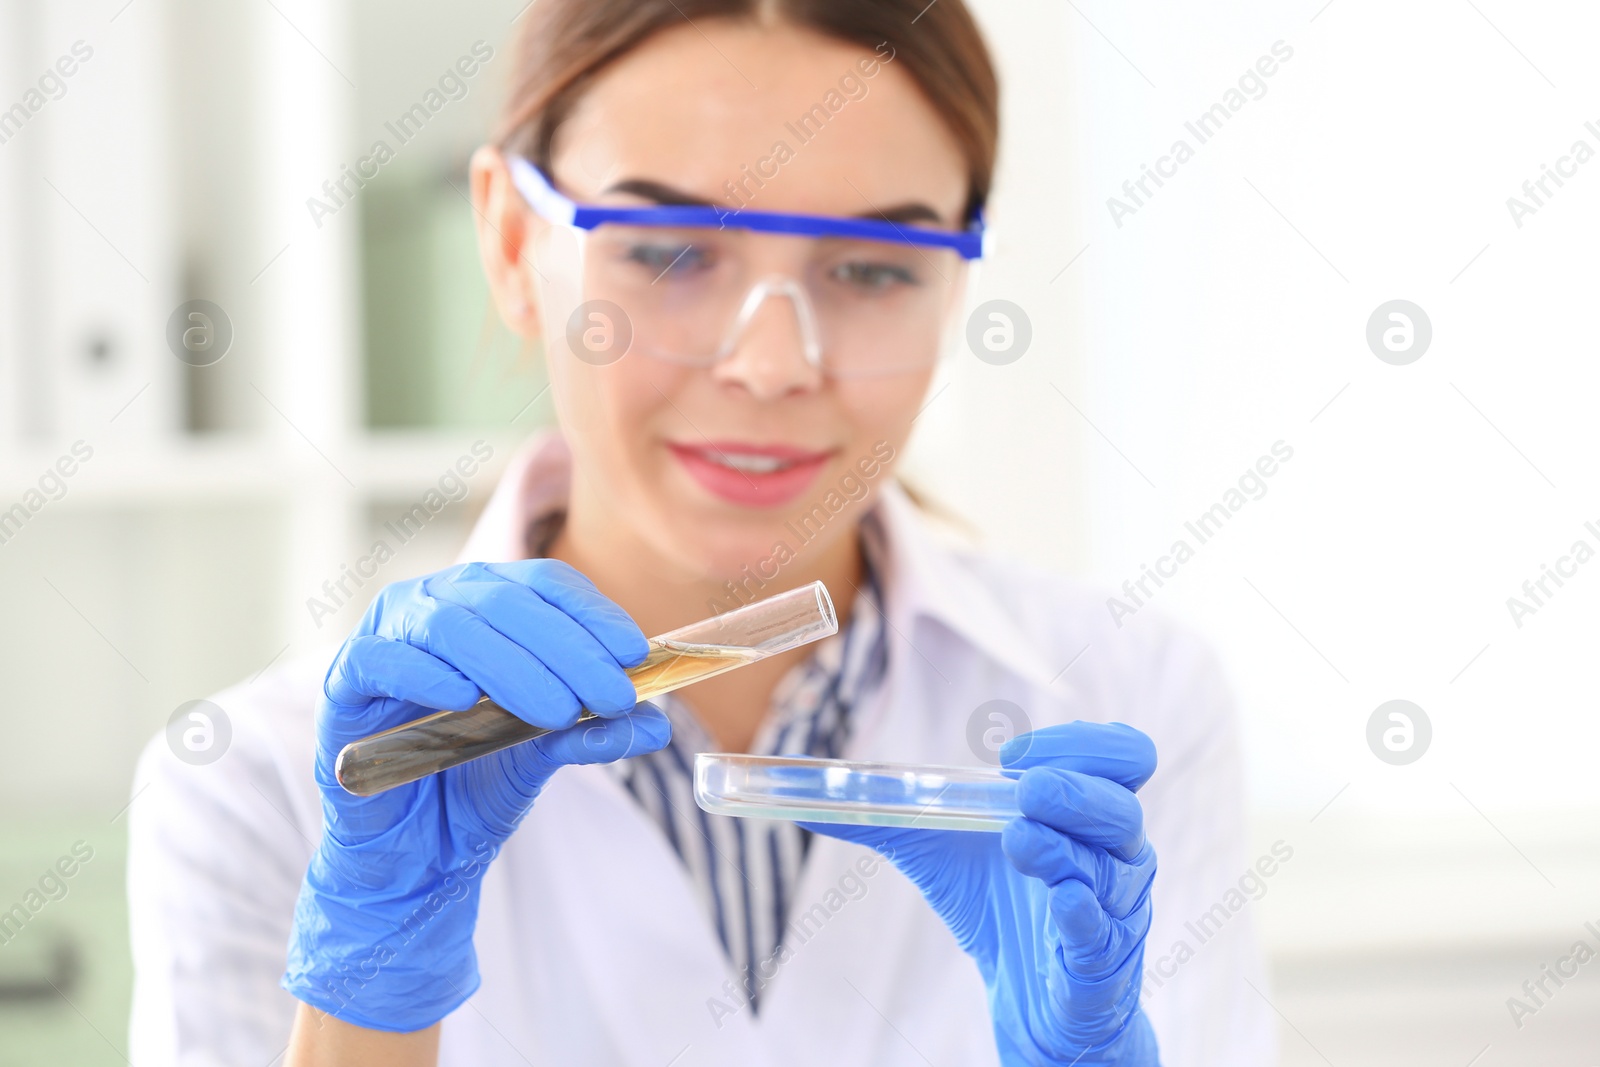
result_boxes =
[335,580,837,797]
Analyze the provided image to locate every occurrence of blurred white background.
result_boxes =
[0,0,1595,1063]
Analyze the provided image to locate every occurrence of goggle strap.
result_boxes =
[509,156,577,227]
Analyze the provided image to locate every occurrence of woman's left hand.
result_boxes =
[802,722,1160,1066]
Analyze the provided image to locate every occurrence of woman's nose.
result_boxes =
[708,284,825,400]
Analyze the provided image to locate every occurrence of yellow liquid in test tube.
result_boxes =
[629,641,764,700]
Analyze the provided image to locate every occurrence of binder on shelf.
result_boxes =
[36,0,176,443]
[0,0,177,451]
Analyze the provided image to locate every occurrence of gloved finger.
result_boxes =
[426,574,639,716]
[452,706,671,843]
[484,559,650,668]
[396,598,587,730]
[324,635,480,714]
[1015,766,1146,862]
[1000,722,1157,791]
[1001,818,1155,920]
[526,704,672,768]
[796,820,915,863]
[1049,877,1150,983]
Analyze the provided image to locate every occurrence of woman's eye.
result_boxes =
[625,242,712,278]
[830,261,918,292]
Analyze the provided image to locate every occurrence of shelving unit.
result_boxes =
[1,0,550,801]
[0,4,543,1057]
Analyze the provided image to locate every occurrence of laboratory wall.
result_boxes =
[920,3,1600,1062]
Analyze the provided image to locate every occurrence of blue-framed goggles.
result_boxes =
[506,157,982,378]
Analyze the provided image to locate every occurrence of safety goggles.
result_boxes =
[509,157,986,378]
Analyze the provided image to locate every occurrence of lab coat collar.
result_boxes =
[457,429,1065,696]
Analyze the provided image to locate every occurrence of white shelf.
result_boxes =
[0,427,530,504]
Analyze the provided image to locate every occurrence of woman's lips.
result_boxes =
[666,440,834,508]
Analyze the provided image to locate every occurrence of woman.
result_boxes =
[127,2,1273,1064]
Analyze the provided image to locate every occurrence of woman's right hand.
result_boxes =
[280,559,670,1034]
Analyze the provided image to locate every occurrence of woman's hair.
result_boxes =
[495,0,1000,222]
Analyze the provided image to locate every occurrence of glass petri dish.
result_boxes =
[694,753,1021,832]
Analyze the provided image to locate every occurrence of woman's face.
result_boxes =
[487,19,969,581]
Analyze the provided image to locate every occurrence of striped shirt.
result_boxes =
[525,509,891,1011]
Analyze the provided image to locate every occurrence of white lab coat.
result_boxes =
[126,430,1276,1066]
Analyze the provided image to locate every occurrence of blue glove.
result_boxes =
[804,723,1160,1066]
[281,559,670,1032]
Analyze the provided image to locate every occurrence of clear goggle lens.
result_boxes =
[535,222,966,378]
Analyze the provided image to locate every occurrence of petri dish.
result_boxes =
[694,753,1021,832]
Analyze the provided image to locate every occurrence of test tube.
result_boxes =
[335,579,837,796]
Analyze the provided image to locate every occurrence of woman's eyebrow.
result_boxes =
[601,177,948,226]
[601,178,712,207]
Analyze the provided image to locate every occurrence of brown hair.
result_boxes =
[495,0,1000,221]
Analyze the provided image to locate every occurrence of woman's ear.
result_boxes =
[470,145,542,338]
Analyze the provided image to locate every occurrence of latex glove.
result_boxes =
[281,559,669,1032]
[803,723,1159,1066]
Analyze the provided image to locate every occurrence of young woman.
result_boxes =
[127,2,1273,1064]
